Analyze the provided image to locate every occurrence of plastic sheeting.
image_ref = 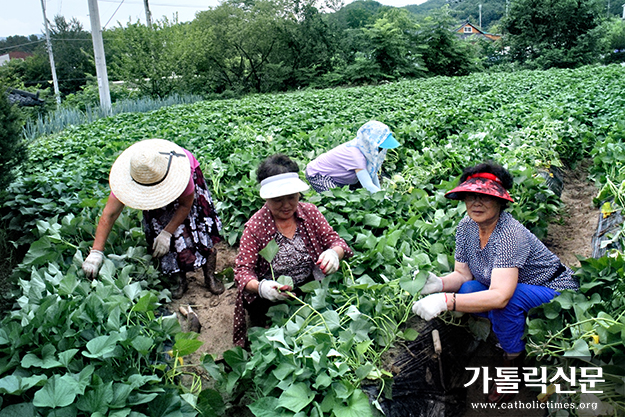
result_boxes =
[364,318,481,417]
[591,202,623,258]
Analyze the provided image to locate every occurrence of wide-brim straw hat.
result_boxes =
[109,139,191,210]
[260,172,310,199]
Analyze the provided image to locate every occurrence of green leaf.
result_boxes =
[363,214,382,228]
[83,334,120,359]
[277,275,294,288]
[259,239,280,263]
[277,382,314,413]
[402,328,419,341]
[196,388,226,417]
[33,374,79,408]
[0,403,36,417]
[563,339,591,358]
[333,389,373,417]
[132,293,158,313]
[22,344,62,369]
[123,282,143,301]
[131,336,154,355]
[76,381,114,414]
[172,337,203,357]
[249,397,292,417]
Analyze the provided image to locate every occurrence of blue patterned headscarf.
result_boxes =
[346,121,392,178]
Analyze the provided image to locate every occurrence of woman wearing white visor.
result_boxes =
[233,154,353,347]
[305,120,400,194]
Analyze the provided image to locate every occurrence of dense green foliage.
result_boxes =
[0,90,26,190]
[2,0,625,140]
[1,65,625,415]
[503,0,605,69]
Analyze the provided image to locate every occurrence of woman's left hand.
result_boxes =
[412,293,448,321]
[318,249,340,274]
[152,230,172,258]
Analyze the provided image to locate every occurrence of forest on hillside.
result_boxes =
[1,0,625,122]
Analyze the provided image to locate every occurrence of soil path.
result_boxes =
[169,161,600,413]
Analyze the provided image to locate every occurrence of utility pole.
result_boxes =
[622,3,625,19]
[87,0,112,113]
[479,4,482,28]
[144,0,153,27]
[40,0,61,105]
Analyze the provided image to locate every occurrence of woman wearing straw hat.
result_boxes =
[305,120,400,194]
[82,139,225,299]
[411,162,579,403]
[233,154,353,347]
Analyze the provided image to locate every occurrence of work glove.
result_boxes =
[317,249,340,275]
[420,272,444,295]
[258,279,291,302]
[412,293,448,321]
[82,249,104,279]
[152,230,172,258]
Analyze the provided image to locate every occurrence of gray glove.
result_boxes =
[258,279,290,302]
[421,272,444,295]
[152,230,172,258]
[82,249,104,279]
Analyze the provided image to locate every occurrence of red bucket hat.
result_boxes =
[445,172,514,203]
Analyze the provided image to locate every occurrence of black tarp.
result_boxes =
[364,318,482,417]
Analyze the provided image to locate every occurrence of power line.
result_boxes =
[104,0,127,29]
[0,39,46,53]
[99,0,209,8]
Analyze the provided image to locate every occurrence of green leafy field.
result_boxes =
[1,64,625,416]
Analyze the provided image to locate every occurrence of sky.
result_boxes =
[1,0,428,39]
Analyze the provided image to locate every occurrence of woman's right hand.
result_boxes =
[258,279,291,301]
[82,249,104,279]
[420,272,443,295]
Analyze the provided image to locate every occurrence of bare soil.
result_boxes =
[169,161,600,414]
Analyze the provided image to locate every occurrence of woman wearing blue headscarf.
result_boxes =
[305,121,400,194]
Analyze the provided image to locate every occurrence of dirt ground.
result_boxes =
[169,160,600,414]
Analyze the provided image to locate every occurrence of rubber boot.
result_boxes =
[203,248,224,295]
[486,351,525,403]
[171,272,188,299]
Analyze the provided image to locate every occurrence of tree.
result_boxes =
[503,0,604,69]
[0,35,42,55]
[0,90,27,190]
[601,17,625,63]
[362,9,425,80]
[108,18,185,99]
[417,6,480,77]
[49,15,96,95]
[275,3,341,88]
[186,0,288,94]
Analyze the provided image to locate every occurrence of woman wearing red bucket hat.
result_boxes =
[412,161,579,403]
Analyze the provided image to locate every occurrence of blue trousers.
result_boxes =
[458,281,558,354]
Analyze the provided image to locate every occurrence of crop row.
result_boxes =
[0,64,624,416]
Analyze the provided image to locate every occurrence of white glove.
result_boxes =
[258,279,290,302]
[318,249,340,275]
[412,293,448,321]
[152,230,172,258]
[82,249,104,279]
[421,272,444,295]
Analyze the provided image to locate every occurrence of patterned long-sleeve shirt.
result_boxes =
[233,202,353,347]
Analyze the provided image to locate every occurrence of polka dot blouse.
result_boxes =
[232,202,353,347]
[455,212,579,291]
